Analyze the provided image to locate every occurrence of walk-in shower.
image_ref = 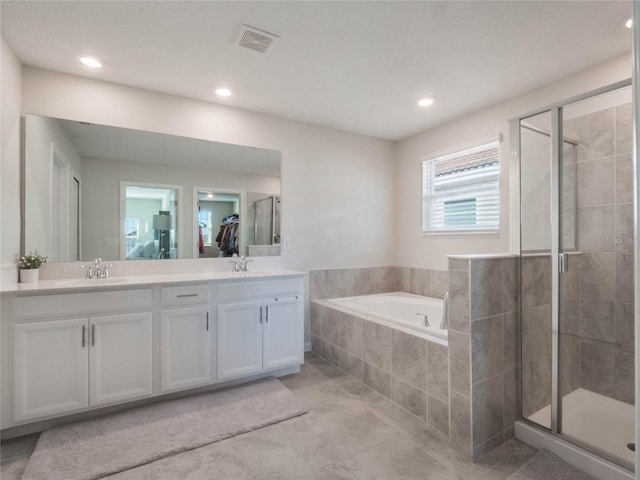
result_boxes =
[512,80,635,471]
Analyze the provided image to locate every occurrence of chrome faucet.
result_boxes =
[81,257,114,279]
[229,254,253,272]
[440,291,449,330]
[416,312,429,327]
[239,255,253,271]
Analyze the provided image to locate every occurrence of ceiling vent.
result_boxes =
[236,25,278,54]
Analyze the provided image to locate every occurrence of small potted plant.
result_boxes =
[17,251,47,283]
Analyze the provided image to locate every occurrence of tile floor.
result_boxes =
[0,352,537,480]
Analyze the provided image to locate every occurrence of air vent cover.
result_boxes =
[236,25,278,54]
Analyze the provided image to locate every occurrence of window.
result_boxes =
[422,141,500,233]
[124,218,139,256]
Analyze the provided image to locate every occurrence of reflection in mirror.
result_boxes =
[24,115,281,262]
[246,193,281,257]
[196,190,240,258]
[123,184,178,260]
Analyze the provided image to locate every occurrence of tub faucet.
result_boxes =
[440,292,449,330]
[416,313,429,327]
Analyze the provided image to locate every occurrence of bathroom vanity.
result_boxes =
[0,270,304,434]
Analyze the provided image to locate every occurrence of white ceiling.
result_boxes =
[1,1,633,141]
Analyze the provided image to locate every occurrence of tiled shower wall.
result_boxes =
[447,256,517,459]
[565,102,635,405]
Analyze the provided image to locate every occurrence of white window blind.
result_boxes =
[422,141,500,233]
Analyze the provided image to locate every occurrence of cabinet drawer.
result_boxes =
[14,289,152,319]
[217,278,302,302]
[161,284,210,307]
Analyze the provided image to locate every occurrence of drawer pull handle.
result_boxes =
[206,312,209,332]
[260,306,263,324]
[81,325,86,348]
[177,293,199,298]
[91,324,96,347]
[266,305,269,323]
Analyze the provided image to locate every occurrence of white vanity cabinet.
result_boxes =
[159,285,211,393]
[10,290,154,424]
[216,279,303,381]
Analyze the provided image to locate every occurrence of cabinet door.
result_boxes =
[160,307,211,393]
[263,297,303,370]
[89,312,153,407]
[217,301,263,380]
[13,318,89,423]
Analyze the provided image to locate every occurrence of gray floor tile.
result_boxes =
[0,456,29,480]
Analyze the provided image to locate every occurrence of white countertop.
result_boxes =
[1,269,305,295]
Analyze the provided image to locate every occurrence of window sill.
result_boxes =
[421,229,500,236]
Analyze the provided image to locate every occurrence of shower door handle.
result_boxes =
[558,253,569,273]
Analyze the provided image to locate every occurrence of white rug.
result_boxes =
[21,378,307,480]
[507,449,596,480]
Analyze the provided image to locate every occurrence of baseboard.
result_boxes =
[515,421,633,480]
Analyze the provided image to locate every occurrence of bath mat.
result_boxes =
[21,377,307,480]
[507,449,596,480]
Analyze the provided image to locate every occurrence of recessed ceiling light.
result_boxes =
[417,97,436,107]
[625,18,633,29]
[215,87,232,97]
[79,56,102,68]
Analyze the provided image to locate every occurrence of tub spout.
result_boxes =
[440,292,449,330]
[416,312,429,327]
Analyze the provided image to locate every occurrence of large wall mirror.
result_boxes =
[24,115,281,262]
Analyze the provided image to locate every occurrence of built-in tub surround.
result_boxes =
[311,295,450,436]
[447,255,517,460]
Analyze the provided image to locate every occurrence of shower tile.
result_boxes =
[396,266,410,293]
[582,251,615,273]
[522,355,551,418]
[615,203,634,253]
[448,258,469,272]
[615,103,633,155]
[310,270,328,300]
[363,362,391,398]
[449,270,469,333]
[323,308,342,346]
[340,313,363,358]
[614,351,634,405]
[576,157,615,207]
[427,395,449,436]
[339,350,363,382]
[325,269,355,299]
[561,299,581,324]
[471,315,504,383]
[363,321,391,372]
[502,257,517,314]
[560,333,580,395]
[580,270,614,300]
[616,153,633,203]
[615,253,634,304]
[310,302,323,337]
[614,302,634,354]
[579,298,614,343]
[473,433,505,460]
[577,205,615,252]
[470,259,502,320]
[580,340,615,397]
[564,108,614,161]
[390,377,427,421]
[503,312,517,372]
[503,368,517,431]
[472,374,504,447]
[431,270,448,299]
[409,268,431,297]
[521,256,551,309]
[391,330,427,390]
[449,391,472,457]
[449,331,470,396]
[521,305,551,363]
[427,342,448,402]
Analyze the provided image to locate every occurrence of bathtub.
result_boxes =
[327,292,447,344]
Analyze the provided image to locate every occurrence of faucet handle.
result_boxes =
[102,264,115,279]
[81,264,93,279]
